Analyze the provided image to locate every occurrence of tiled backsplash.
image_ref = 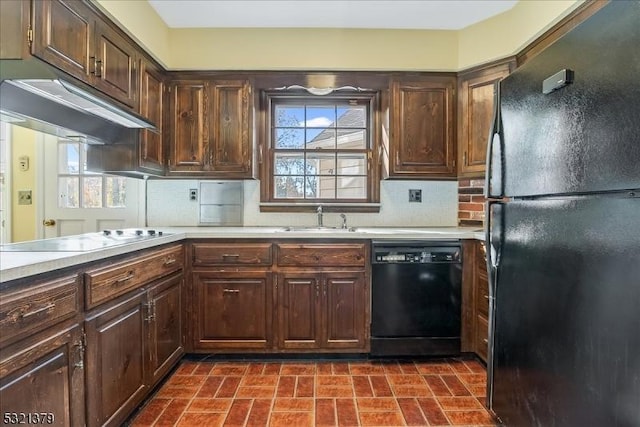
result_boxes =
[146,179,458,227]
[458,179,485,227]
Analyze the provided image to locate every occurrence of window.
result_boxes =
[261,92,380,210]
[57,140,126,208]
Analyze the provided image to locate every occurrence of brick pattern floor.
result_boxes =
[128,357,499,426]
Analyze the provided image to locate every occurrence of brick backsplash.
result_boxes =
[458,178,485,227]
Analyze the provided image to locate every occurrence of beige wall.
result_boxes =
[10,126,38,242]
[95,0,583,71]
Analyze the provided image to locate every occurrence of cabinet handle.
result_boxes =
[163,257,177,266]
[73,338,85,370]
[223,289,240,294]
[315,284,320,298]
[288,280,312,285]
[483,338,489,344]
[484,295,489,300]
[20,303,55,319]
[90,56,97,75]
[221,254,240,259]
[113,271,135,285]
[95,59,103,78]
[480,242,487,261]
[329,280,353,285]
[144,302,155,321]
[463,151,467,166]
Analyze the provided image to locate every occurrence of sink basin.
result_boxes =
[279,226,358,232]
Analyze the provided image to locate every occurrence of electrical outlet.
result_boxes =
[409,189,422,203]
[189,188,198,201]
[18,190,33,205]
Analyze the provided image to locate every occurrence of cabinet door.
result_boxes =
[147,273,183,385]
[31,0,93,82]
[209,80,252,177]
[277,273,322,350]
[390,76,456,178]
[0,323,85,427]
[458,62,513,176]
[168,81,207,173]
[85,291,147,427]
[93,19,137,108]
[194,271,273,350]
[138,59,165,174]
[322,272,368,350]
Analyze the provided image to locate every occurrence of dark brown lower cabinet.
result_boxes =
[0,322,85,427]
[277,271,368,352]
[84,271,183,427]
[193,271,273,350]
[461,239,490,362]
[85,289,148,427]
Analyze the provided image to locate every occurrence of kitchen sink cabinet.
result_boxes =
[275,242,369,353]
[168,79,252,177]
[31,0,138,108]
[458,59,515,177]
[388,75,457,179]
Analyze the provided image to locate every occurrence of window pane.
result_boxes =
[105,176,126,207]
[58,143,80,174]
[316,176,336,199]
[306,106,335,128]
[307,153,335,176]
[337,176,366,199]
[337,106,366,128]
[337,129,366,149]
[275,128,305,149]
[274,176,305,198]
[58,177,79,208]
[275,105,304,127]
[307,128,335,149]
[337,154,367,175]
[83,177,103,208]
[275,153,305,175]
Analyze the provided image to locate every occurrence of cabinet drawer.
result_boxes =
[0,275,79,346]
[276,243,366,267]
[476,274,489,317]
[476,314,489,362]
[192,243,272,266]
[84,245,183,309]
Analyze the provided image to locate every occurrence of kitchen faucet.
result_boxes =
[317,205,323,227]
[340,213,348,229]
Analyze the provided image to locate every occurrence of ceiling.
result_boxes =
[147,0,518,30]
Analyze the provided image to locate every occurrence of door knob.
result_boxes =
[43,219,56,227]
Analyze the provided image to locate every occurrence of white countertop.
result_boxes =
[0,226,485,284]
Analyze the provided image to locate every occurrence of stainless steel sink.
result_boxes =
[279,226,358,232]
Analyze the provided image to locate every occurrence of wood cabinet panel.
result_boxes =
[458,60,514,177]
[276,243,366,267]
[0,275,79,347]
[192,243,273,266]
[138,59,165,173]
[476,314,489,362]
[0,322,85,427]
[147,273,183,385]
[193,271,273,350]
[323,272,367,350]
[168,81,207,171]
[85,290,147,427]
[277,273,321,350]
[210,80,252,175]
[31,0,93,81]
[390,76,456,178]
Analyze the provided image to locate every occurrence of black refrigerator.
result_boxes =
[485,2,640,426]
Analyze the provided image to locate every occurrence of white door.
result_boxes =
[41,134,144,238]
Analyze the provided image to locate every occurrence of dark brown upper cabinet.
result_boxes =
[168,78,252,177]
[458,59,515,178]
[388,75,457,179]
[138,58,165,174]
[31,0,137,108]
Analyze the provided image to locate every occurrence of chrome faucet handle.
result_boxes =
[317,205,323,213]
[317,205,323,227]
[340,213,347,229]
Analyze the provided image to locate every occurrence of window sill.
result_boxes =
[259,202,381,213]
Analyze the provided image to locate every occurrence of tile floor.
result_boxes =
[128,357,498,426]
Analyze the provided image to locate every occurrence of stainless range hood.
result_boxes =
[0,78,155,144]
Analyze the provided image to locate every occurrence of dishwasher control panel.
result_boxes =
[373,243,461,264]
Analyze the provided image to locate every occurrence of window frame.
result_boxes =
[259,90,381,212]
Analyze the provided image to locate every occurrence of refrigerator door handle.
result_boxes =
[485,82,503,199]
[485,200,503,412]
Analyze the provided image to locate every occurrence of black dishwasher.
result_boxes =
[371,241,462,357]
